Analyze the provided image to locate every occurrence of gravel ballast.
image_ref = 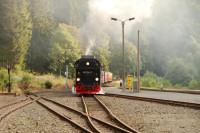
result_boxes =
[0,103,81,133]
[51,96,83,112]
[0,95,26,107]
[36,91,83,112]
[99,96,200,133]
[1,91,200,133]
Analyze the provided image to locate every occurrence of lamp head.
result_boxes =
[129,17,135,21]
[111,17,118,21]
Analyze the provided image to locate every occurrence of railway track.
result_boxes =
[105,93,200,109]
[0,93,16,96]
[141,87,200,95]
[32,94,93,133]
[29,93,139,133]
[0,95,39,122]
[81,95,139,133]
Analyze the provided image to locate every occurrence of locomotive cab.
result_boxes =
[74,55,103,94]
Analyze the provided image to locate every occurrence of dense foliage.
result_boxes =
[53,0,89,27]
[0,0,200,89]
[0,68,8,91]
[26,0,55,73]
[0,0,32,68]
[141,71,171,88]
[130,0,200,88]
[49,24,81,77]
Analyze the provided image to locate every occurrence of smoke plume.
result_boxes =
[80,0,154,54]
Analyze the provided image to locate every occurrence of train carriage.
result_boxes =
[101,71,113,83]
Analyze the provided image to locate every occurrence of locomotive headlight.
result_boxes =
[77,78,80,82]
[86,62,90,66]
[95,77,99,81]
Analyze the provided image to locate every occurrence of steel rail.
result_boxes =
[141,87,200,95]
[0,93,16,96]
[0,96,38,122]
[41,96,133,133]
[90,116,132,133]
[0,98,28,110]
[30,93,139,133]
[94,95,140,133]
[36,99,92,133]
[81,96,101,133]
[104,93,200,109]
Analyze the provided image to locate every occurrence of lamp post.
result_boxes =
[137,30,140,92]
[111,17,135,90]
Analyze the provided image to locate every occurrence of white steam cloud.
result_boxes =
[85,39,95,55]
[81,0,154,54]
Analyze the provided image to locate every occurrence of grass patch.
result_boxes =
[0,69,68,94]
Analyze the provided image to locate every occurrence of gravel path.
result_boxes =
[0,103,81,133]
[99,96,200,133]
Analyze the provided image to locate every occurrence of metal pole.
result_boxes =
[122,21,125,90]
[111,17,135,90]
[137,30,140,92]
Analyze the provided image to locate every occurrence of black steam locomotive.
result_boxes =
[73,55,103,94]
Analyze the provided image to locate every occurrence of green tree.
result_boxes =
[141,71,171,88]
[26,0,55,73]
[49,24,81,77]
[93,46,110,71]
[109,44,122,77]
[165,58,195,86]
[130,0,200,88]
[53,0,89,27]
[188,79,200,90]
[0,0,32,68]
[110,40,137,78]
[92,35,111,71]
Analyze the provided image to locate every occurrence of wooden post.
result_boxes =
[7,64,11,93]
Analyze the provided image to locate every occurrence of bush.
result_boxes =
[174,84,184,89]
[188,80,200,90]
[12,84,23,95]
[0,68,8,91]
[19,74,32,89]
[164,58,193,86]
[44,80,52,89]
[159,78,172,87]
[141,71,171,88]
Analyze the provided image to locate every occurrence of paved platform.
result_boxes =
[103,87,200,104]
